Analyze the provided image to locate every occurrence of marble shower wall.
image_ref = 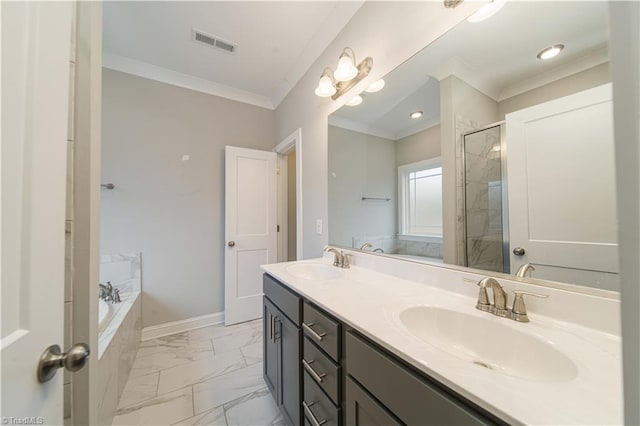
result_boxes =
[462,124,505,273]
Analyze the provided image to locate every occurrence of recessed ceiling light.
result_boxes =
[537,44,564,60]
[346,95,363,106]
[365,79,385,93]
[410,111,423,119]
[467,0,506,23]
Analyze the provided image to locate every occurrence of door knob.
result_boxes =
[227,241,235,247]
[37,343,90,383]
[512,247,526,256]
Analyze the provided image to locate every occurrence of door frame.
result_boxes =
[274,128,303,262]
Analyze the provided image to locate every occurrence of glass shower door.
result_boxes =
[462,124,509,273]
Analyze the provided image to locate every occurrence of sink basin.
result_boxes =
[399,306,578,383]
[286,263,342,281]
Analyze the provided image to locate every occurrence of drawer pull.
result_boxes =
[302,359,326,383]
[269,314,274,342]
[302,322,327,341]
[303,401,327,426]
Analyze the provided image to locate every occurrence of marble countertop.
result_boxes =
[261,257,623,426]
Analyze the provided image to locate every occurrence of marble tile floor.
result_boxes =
[112,319,284,426]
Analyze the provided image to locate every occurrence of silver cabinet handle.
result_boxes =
[303,401,327,426]
[228,241,236,247]
[273,316,280,341]
[302,322,326,341]
[269,314,273,342]
[302,359,326,383]
[37,343,90,383]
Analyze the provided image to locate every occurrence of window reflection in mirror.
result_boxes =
[327,1,618,292]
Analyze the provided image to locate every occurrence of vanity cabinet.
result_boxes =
[263,274,302,426]
[263,273,505,426]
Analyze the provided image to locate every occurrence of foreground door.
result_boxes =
[1,1,72,422]
[225,146,277,325]
[506,83,618,287]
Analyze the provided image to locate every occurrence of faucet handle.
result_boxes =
[342,253,352,269]
[511,290,548,322]
[475,281,491,312]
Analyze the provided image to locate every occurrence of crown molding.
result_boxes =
[102,53,275,110]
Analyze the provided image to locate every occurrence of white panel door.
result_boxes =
[225,146,277,325]
[1,1,72,422]
[506,84,618,284]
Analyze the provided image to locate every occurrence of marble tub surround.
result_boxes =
[100,252,142,294]
[352,235,444,259]
[98,293,142,426]
[262,253,623,425]
[113,319,283,426]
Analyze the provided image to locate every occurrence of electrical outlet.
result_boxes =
[316,219,323,235]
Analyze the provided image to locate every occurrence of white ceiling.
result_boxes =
[331,1,609,140]
[103,1,363,109]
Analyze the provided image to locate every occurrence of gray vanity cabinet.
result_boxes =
[263,274,302,426]
[263,273,505,426]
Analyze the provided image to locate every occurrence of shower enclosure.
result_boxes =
[462,123,509,273]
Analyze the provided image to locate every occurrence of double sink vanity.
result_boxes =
[261,249,622,426]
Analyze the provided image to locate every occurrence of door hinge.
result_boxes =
[277,225,280,232]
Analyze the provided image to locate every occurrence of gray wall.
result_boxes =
[395,125,441,166]
[498,63,610,118]
[101,69,276,327]
[328,126,397,248]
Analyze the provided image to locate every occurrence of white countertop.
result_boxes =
[261,257,623,426]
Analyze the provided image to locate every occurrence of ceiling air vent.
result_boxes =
[191,28,237,54]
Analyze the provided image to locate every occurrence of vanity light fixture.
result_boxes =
[365,79,385,93]
[410,111,423,119]
[467,0,506,23]
[334,48,359,82]
[314,47,373,101]
[537,44,564,60]
[314,68,337,98]
[345,95,363,106]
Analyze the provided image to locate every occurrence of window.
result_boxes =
[398,158,443,240]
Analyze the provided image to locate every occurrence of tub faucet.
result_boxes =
[476,277,509,317]
[99,282,113,302]
[516,263,535,278]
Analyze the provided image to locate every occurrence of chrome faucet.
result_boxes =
[476,277,548,322]
[359,242,373,250]
[516,263,536,278]
[324,246,350,269]
[99,281,121,304]
[476,277,509,317]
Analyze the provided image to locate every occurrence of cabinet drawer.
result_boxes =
[303,337,341,405]
[346,331,497,426]
[303,371,341,426]
[303,302,341,361]
[263,274,301,325]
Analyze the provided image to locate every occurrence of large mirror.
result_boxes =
[328,1,618,291]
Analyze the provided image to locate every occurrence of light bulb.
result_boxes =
[334,55,358,82]
[410,111,423,119]
[315,74,336,97]
[365,79,385,93]
[346,95,362,106]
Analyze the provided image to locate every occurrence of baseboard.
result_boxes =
[141,311,225,341]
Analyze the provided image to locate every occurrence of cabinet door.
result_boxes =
[346,377,401,426]
[264,298,279,400]
[279,313,301,425]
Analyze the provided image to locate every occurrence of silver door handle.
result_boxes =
[302,359,326,383]
[302,322,326,341]
[227,241,235,247]
[512,247,526,256]
[37,343,90,383]
[303,401,327,426]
